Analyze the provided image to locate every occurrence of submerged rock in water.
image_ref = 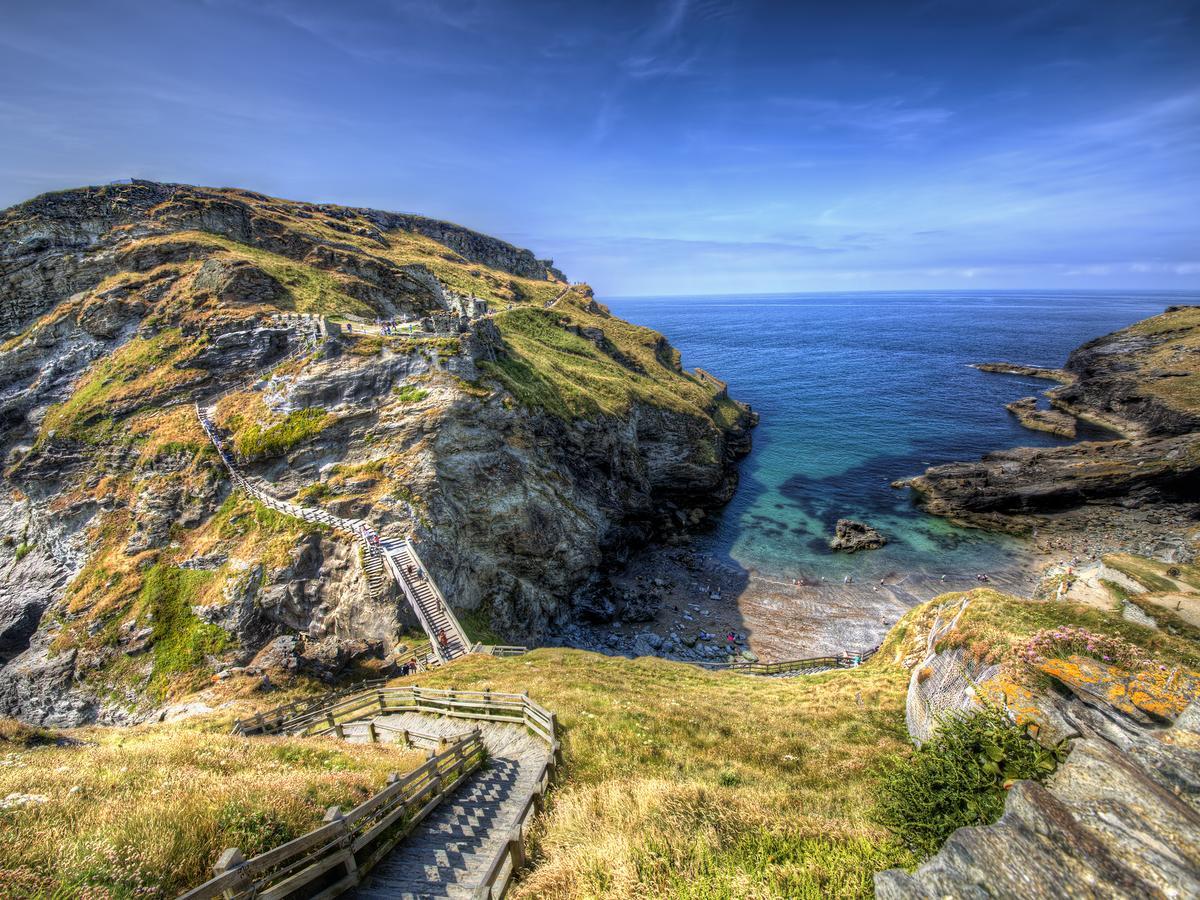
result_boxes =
[830,519,887,552]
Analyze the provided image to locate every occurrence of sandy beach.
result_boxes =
[549,540,1043,664]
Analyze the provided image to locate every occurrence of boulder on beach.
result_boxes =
[830,519,887,552]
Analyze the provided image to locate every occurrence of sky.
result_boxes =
[1,0,1198,295]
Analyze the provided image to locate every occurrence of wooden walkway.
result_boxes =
[196,399,472,662]
[344,714,550,899]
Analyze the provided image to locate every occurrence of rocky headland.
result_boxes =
[0,181,754,725]
[908,306,1200,560]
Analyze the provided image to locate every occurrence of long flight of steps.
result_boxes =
[381,538,471,661]
[196,403,461,656]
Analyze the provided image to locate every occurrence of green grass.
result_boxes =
[386,648,914,898]
[1105,553,1200,592]
[0,721,424,898]
[457,607,505,646]
[39,329,202,444]
[393,384,429,404]
[918,588,1200,670]
[232,407,329,458]
[483,307,691,420]
[13,542,33,562]
[140,564,227,699]
[158,231,377,317]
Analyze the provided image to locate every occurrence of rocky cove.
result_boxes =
[1,182,1197,731]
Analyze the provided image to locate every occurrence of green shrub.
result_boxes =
[14,542,33,562]
[394,384,428,404]
[875,706,1066,859]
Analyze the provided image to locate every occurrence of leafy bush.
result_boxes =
[875,706,1066,858]
[394,384,428,403]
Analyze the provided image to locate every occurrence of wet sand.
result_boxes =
[621,547,1037,660]
[550,541,1041,664]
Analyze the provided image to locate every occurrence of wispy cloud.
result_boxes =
[769,95,953,141]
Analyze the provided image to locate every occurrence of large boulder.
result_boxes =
[830,518,887,552]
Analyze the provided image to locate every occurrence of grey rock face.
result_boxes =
[875,702,1200,900]
[0,179,754,724]
[909,434,1200,532]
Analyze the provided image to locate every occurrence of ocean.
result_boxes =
[603,291,1196,584]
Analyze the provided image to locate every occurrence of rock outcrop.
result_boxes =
[875,701,1200,899]
[1005,396,1077,438]
[909,306,1200,543]
[0,181,754,725]
[829,518,887,552]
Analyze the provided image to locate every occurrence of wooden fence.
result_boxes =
[179,729,486,900]
[201,685,560,900]
[473,644,530,658]
[231,678,390,737]
[703,644,880,676]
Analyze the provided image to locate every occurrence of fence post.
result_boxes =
[323,806,358,879]
[509,825,526,868]
[214,847,245,899]
[368,721,378,744]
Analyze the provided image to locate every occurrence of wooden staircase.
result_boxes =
[196,403,468,662]
[381,538,471,662]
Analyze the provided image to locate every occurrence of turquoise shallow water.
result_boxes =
[603,291,1198,583]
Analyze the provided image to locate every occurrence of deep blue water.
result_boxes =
[603,291,1197,582]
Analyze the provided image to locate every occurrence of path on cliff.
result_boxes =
[196,399,472,662]
[344,713,550,899]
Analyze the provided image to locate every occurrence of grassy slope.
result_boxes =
[385,650,914,899]
[1125,304,1200,415]
[0,720,424,898]
[483,298,738,426]
[13,191,577,709]
[890,587,1200,671]
[5,583,1199,898]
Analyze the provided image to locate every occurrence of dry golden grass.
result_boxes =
[384,648,914,898]
[0,720,424,898]
[1124,304,1200,414]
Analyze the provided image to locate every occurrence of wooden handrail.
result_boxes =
[212,685,560,900]
[701,644,881,676]
[179,731,486,900]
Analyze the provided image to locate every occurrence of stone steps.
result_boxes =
[346,713,550,899]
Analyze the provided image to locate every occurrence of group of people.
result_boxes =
[373,317,412,335]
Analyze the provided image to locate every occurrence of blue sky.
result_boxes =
[2,0,1198,294]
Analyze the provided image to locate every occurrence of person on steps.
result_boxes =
[437,629,449,652]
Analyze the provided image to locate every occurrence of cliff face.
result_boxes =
[908,306,1200,543]
[0,182,753,726]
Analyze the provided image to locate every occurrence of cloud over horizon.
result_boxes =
[1,0,1197,294]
